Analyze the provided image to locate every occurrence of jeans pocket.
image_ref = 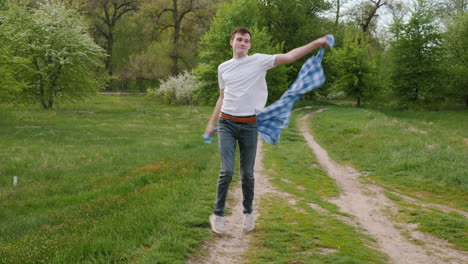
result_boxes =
[247,120,258,129]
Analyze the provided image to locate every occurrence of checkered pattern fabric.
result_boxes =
[257,35,334,145]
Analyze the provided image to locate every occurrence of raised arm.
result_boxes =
[274,37,328,66]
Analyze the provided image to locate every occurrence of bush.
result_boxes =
[147,71,201,105]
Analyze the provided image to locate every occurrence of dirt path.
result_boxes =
[299,109,467,264]
[187,140,278,264]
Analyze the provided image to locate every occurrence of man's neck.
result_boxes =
[233,52,248,59]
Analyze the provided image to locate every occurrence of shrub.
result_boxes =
[147,71,201,105]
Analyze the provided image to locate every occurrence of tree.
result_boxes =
[388,0,408,41]
[193,0,291,105]
[257,0,330,52]
[83,0,139,75]
[141,0,218,75]
[0,2,106,109]
[0,35,29,103]
[347,0,389,35]
[327,30,375,107]
[256,0,332,98]
[389,0,444,105]
[443,13,468,105]
[0,1,28,102]
[436,0,466,19]
[333,0,350,26]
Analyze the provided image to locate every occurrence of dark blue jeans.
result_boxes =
[213,118,258,216]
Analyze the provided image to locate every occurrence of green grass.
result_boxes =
[0,95,219,263]
[1,97,466,263]
[401,207,467,250]
[306,103,467,250]
[247,111,389,264]
[309,105,467,208]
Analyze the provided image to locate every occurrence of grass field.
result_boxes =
[306,104,467,250]
[0,95,218,263]
[308,105,467,207]
[247,111,389,263]
[247,104,467,262]
[1,96,466,263]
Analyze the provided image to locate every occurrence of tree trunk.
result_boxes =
[362,0,385,33]
[39,92,54,109]
[335,0,340,26]
[106,30,114,76]
[171,0,180,75]
[357,96,361,107]
[88,0,138,76]
[40,97,48,109]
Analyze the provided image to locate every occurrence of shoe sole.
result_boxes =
[242,226,254,233]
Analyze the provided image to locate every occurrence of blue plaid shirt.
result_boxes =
[257,35,334,144]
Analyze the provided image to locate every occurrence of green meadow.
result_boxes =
[307,104,468,251]
[308,105,467,208]
[247,105,467,263]
[248,111,389,263]
[0,95,218,263]
[1,96,466,263]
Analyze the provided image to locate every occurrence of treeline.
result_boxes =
[0,0,466,109]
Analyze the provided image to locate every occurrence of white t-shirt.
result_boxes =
[218,53,277,116]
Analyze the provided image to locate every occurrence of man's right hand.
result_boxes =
[205,124,216,136]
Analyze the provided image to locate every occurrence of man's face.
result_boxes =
[230,33,251,58]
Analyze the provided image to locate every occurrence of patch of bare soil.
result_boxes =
[299,109,467,264]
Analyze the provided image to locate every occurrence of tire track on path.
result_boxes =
[299,109,467,264]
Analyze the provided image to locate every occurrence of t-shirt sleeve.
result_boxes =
[255,53,277,70]
[218,65,225,90]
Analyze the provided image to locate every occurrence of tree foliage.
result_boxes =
[140,0,218,75]
[0,38,29,103]
[443,13,468,105]
[257,0,330,52]
[327,30,375,107]
[389,0,444,105]
[104,0,218,91]
[1,0,466,109]
[0,1,106,109]
[82,0,140,75]
[347,0,388,35]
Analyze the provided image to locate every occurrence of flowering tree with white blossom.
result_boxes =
[0,1,106,109]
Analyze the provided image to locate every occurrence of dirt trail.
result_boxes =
[187,140,278,264]
[299,109,467,264]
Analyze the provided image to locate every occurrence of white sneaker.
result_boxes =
[209,214,226,234]
[242,213,255,233]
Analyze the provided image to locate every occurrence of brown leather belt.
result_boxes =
[220,113,257,123]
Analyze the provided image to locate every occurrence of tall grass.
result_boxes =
[0,95,219,263]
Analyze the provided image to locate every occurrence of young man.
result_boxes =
[205,27,328,234]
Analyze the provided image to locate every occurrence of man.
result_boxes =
[205,27,328,234]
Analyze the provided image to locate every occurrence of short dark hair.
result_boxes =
[231,27,252,40]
